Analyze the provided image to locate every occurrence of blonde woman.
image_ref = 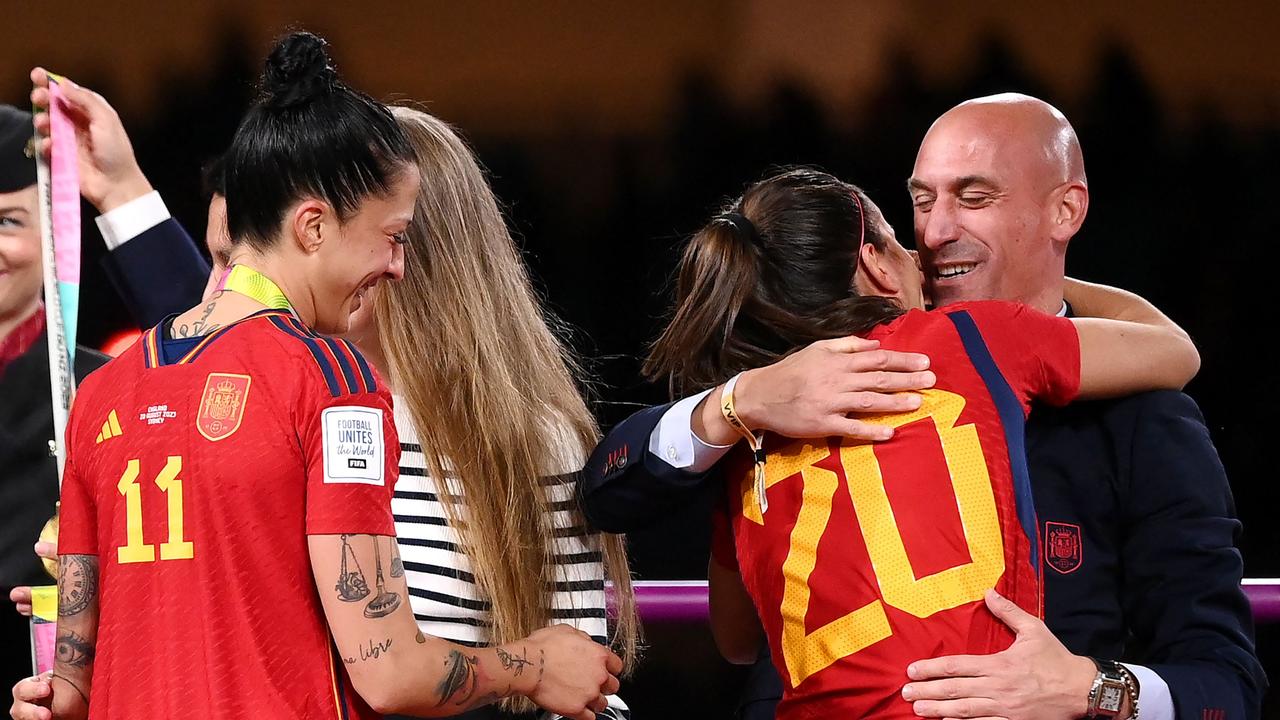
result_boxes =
[346,106,637,719]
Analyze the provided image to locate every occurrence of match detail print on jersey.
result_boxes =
[322,406,386,485]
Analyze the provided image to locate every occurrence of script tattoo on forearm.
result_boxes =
[57,554,98,617]
[342,637,393,665]
[435,649,480,707]
[55,630,96,668]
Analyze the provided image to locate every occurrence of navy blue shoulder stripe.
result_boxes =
[342,338,378,394]
[319,336,360,396]
[266,315,343,398]
[945,309,1040,572]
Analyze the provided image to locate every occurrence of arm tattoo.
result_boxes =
[51,673,90,705]
[55,630,95,668]
[341,637,393,665]
[57,555,98,617]
[435,649,480,707]
[495,645,534,676]
[336,534,371,602]
[363,537,401,618]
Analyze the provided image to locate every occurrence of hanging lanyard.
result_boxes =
[217,264,294,312]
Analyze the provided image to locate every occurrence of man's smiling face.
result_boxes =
[907,102,1069,311]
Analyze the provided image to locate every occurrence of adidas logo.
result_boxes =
[95,410,123,443]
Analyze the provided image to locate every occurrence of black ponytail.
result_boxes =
[223,31,415,250]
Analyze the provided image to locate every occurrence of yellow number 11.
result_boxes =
[117,456,195,564]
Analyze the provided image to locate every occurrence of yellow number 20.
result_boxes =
[117,456,195,564]
[741,390,1005,688]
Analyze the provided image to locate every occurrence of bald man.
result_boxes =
[582,94,1263,719]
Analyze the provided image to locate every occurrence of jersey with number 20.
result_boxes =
[58,309,399,720]
[711,301,1081,720]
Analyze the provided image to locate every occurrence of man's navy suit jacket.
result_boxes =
[581,392,1266,719]
[101,217,210,328]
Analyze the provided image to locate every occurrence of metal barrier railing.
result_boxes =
[631,579,1280,624]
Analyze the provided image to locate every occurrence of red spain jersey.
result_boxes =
[711,301,1080,720]
[58,310,399,720]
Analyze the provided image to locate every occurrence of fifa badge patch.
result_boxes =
[322,406,385,485]
[197,373,251,441]
[1045,521,1082,574]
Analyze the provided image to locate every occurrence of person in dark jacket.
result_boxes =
[581,94,1264,719]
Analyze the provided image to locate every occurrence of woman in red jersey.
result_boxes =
[643,168,1198,720]
[46,32,619,720]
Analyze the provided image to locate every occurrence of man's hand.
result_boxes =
[9,586,32,618]
[900,590,1097,720]
[29,67,152,213]
[730,336,935,442]
[10,542,58,617]
[9,673,52,720]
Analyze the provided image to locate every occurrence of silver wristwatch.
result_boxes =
[1086,658,1127,718]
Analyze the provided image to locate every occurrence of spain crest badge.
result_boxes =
[1045,521,1082,574]
[197,373,251,441]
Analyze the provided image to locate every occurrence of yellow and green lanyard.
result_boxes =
[217,264,294,312]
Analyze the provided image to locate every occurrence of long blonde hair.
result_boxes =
[376,107,638,690]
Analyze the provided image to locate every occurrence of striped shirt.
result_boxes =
[391,400,610,647]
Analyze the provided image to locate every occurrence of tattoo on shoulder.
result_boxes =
[496,645,533,676]
[55,630,95,668]
[57,555,97,617]
[435,649,480,707]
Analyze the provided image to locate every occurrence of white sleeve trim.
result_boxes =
[648,388,735,473]
[1121,663,1173,720]
[96,190,170,250]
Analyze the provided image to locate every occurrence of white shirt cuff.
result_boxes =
[95,190,170,250]
[648,388,735,473]
[1121,663,1172,720]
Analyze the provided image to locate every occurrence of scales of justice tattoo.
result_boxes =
[337,534,402,618]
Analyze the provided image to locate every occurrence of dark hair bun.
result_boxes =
[261,31,339,110]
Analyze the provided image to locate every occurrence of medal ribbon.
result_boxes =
[219,264,294,311]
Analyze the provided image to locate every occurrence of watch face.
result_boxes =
[1100,684,1125,711]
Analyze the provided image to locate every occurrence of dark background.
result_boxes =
[4,1,1278,716]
